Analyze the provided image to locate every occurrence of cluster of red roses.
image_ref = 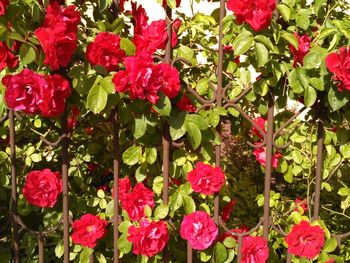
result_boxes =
[3,69,71,117]
[251,117,282,169]
[35,3,80,70]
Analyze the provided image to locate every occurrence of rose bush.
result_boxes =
[0,0,350,262]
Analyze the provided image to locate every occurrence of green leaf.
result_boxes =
[340,145,350,159]
[98,0,113,12]
[170,112,186,140]
[303,52,321,69]
[133,118,147,139]
[144,147,157,164]
[223,237,236,249]
[185,122,202,149]
[254,35,275,51]
[100,77,115,94]
[185,114,208,130]
[79,247,93,263]
[304,86,317,107]
[281,32,298,49]
[118,221,132,233]
[213,242,228,263]
[97,189,105,199]
[152,176,163,196]
[55,240,64,259]
[118,233,132,254]
[19,44,36,65]
[120,38,136,56]
[182,195,196,214]
[154,203,169,219]
[277,4,290,21]
[233,31,254,56]
[122,145,142,166]
[323,238,337,253]
[166,0,176,8]
[255,42,269,67]
[87,85,108,114]
[105,200,114,217]
[95,252,107,263]
[178,44,196,65]
[296,15,310,30]
[144,205,152,217]
[328,87,349,111]
[200,250,212,262]
[153,93,171,116]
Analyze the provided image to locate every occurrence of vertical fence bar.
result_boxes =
[113,108,120,263]
[9,109,19,263]
[263,94,274,239]
[163,5,172,263]
[38,234,44,263]
[61,109,70,263]
[237,236,243,262]
[313,117,324,219]
[214,0,226,225]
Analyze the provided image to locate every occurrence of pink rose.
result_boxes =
[252,147,282,169]
[326,46,350,91]
[0,0,9,16]
[121,183,155,221]
[252,117,266,139]
[86,32,126,72]
[294,198,308,215]
[221,200,236,222]
[285,220,325,259]
[22,169,62,208]
[3,69,46,114]
[227,0,276,31]
[153,63,181,99]
[241,236,269,263]
[289,32,311,68]
[187,162,225,195]
[111,176,132,203]
[180,211,218,250]
[128,219,169,257]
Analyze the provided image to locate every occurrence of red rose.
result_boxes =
[289,32,311,68]
[128,219,169,257]
[22,169,62,208]
[131,2,149,36]
[111,176,132,203]
[113,52,180,104]
[35,3,80,70]
[0,41,18,70]
[294,198,308,215]
[326,46,350,91]
[180,211,218,250]
[176,93,196,112]
[285,220,325,259]
[241,236,269,263]
[121,183,155,221]
[187,162,225,195]
[227,0,276,31]
[221,200,236,222]
[3,69,46,114]
[71,214,108,248]
[39,74,71,117]
[86,32,126,72]
[252,117,266,139]
[67,106,80,130]
[0,0,9,16]
[252,147,282,169]
[153,63,180,98]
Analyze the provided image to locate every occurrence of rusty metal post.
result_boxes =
[162,4,173,263]
[38,234,44,263]
[263,94,274,239]
[61,109,70,263]
[313,117,324,219]
[9,109,19,263]
[237,236,243,262]
[113,108,120,263]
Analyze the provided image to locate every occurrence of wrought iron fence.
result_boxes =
[1,0,350,262]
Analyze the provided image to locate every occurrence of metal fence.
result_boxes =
[2,0,350,262]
